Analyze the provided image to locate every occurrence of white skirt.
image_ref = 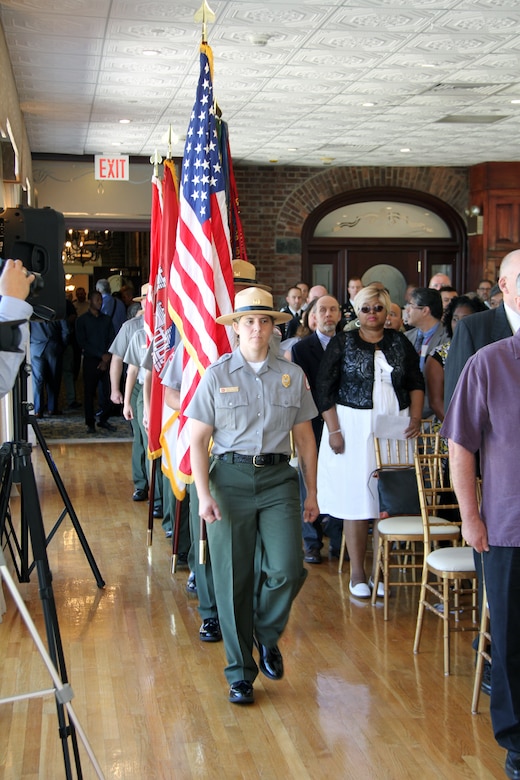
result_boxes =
[317,351,410,520]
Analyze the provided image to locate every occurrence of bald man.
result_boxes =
[429,273,451,290]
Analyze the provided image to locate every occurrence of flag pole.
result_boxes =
[147,458,157,547]
[199,516,207,565]
[170,495,182,573]
[150,148,162,178]
[166,125,172,161]
[194,0,215,42]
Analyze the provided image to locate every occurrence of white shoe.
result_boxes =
[369,577,385,598]
[349,581,371,598]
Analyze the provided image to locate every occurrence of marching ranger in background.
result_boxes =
[187,287,319,705]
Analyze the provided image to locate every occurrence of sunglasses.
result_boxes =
[359,305,385,314]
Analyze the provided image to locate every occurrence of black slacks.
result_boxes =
[484,546,520,752]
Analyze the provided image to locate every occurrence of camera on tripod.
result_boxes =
[0,205,66,320]
[0,256,44,297]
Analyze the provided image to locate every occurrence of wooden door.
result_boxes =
[307,242,463,306]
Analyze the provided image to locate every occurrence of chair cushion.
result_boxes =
[378,517,460,538]
[426,545,475,573]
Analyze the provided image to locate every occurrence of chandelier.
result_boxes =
[63,228,113,265]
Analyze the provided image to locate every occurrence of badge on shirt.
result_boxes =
[282,374,291,388]
[220,386,239,393]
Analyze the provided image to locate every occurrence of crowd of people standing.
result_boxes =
[23,253,520,777]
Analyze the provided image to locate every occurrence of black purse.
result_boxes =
[376,467,421,516]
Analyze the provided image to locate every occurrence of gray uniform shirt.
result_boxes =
[186,347,317,455]
[161,343,183,390]
[109,314,143,358]
[123,328,148,385]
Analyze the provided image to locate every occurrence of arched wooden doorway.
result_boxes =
[302,187,467,305]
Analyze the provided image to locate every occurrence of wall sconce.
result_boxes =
[465,205,483,236]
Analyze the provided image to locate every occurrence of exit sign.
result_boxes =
[95,155,129,181]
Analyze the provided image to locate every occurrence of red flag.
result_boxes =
[168,43,234,481]
[147,159,178,458]
[144,172,162,344]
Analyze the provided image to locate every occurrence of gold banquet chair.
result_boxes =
[471,578,491,715]
[370,431,460,621]
[413,443,478,676]
[337,419,428,576]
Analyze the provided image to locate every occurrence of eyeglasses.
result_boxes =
[406,303,425,310]
[359,305,385,314]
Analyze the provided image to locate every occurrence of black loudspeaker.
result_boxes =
[0,205,66,320]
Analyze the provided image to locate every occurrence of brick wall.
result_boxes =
[235,165,469,299]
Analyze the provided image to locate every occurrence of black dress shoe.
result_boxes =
[152,506,163,518]
[304,549,322,564]
[86,425,96,434]
[185,571,197,595]
[199,618,222,642]
[254,638,284,680]
[132,488,148,502]
[506,751,520,780]
[97,420,116,432]
[228,680,254,704]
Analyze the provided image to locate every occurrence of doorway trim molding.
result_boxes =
[301,185,468,292]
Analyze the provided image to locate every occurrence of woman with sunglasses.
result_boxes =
[315,285,424,597]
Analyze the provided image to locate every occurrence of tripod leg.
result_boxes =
[29,415,105,588]
[17,442,83,779]
[0,550,105,778]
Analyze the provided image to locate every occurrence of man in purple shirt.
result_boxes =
[442,272,520,780]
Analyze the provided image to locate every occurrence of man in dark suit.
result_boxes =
[280,285,303,340]
[444,248,520,406]
[291,295,343,563]
[404,287,447,417]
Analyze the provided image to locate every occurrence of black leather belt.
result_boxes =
[214,452,289,467]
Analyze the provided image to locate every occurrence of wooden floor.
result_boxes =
[0,441,504,779]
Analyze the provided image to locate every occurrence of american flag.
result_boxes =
[168,42,235,480]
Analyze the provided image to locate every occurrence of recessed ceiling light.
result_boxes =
[362,102,375,107]
[143,49,160,56]
[119,119,131,124]
[247,33,272,46]
[400,148,411,153]
[112,142,122,146]
[420,63,435,68]
[511,99,520,104]
[287,147,297,151]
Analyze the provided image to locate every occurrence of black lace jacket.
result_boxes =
[316,329,424,412]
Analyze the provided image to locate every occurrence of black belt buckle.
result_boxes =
[253,454,270,467]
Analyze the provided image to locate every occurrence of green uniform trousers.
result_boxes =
[206,458,307,684]
[187,484,218,620]
[130,383,148,492]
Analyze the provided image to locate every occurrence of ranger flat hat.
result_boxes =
[133,282,150,302]
[232,259,271,291]
[216,286,292,326]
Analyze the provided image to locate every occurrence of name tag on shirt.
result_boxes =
[220,386,239,393]
[420,344,429,358]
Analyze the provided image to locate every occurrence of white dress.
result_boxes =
[317,350,410,520]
